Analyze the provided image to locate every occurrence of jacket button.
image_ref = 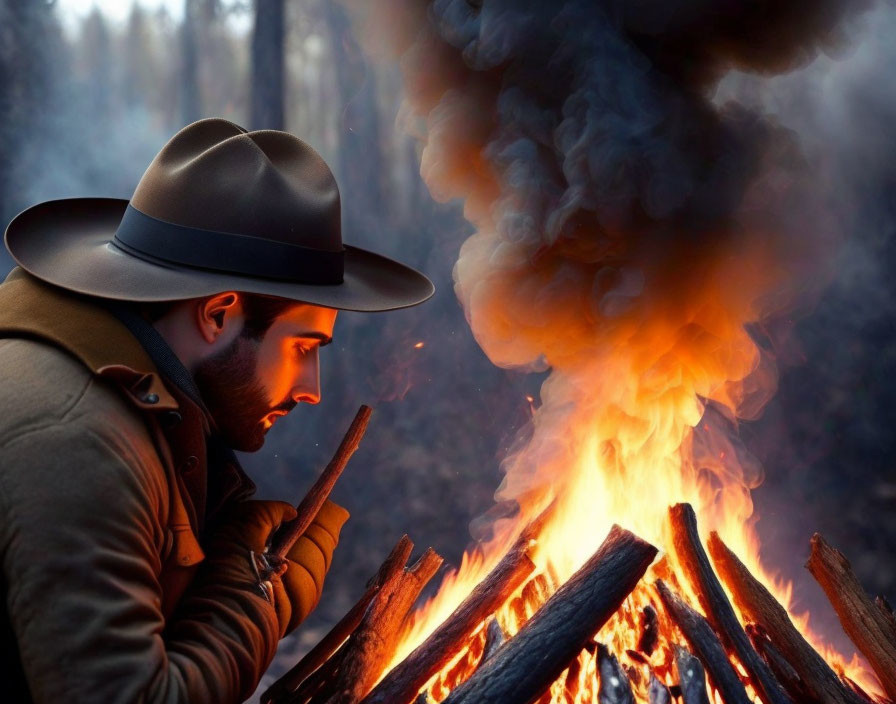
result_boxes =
[181,456,198,473]
[163,411,182,428]
[142,392,160,404]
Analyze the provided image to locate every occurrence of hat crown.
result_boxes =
[130,118,342,252]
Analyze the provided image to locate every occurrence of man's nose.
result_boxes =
[291,348,321,405]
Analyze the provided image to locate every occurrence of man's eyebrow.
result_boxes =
[294,331,333,346]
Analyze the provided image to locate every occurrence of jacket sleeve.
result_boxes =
[0,417,281,704]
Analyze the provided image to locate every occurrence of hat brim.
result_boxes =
[5,198,435,312]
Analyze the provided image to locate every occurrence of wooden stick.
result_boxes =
[597,644,635,704]
[362,508,548,704]
[707,532,865,704]
[262,535,413,704]
[806,533,896,700]
[673,644,711,704]
[324,548,444,704]
[440,526,657,704]
[270,405,372,558]
[655,580,752,704]
[669,504,792,704]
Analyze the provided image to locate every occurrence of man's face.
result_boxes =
[193,303,337,452]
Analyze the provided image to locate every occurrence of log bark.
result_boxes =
[674,644,710,704]
[707,532,864,704]
[669,504,792,704]
[271,406,372,558]
[324,548,443,704]
[440,526,657,704]
[655,580,752,704]
[262,534,413,704]
[362,509,546,704]
[874,596,896,638]
[597,644,635,704]
[806,533,896,700]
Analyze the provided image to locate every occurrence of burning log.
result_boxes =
[438,526,657,704]
[324,548,444,704]
[674,644,711,704]
[270,405,373,558]
[597,644,635,704]
[261,535,413,704]
[746,625,819,704]
[707,532,865,704]
[361,507,548,704]
[655,580,752,704]
[669,504,792,704]
[648,673,672,704]
[806,533,896,701]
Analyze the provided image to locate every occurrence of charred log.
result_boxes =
[597,644,635,704]
[440,526,657,704]
[674,644,711,704]
[648,673,672,704]
[655,580,752,704]
[707,532,864,704]
[746,624,820,704]
[362,507,547,704]
[638,604,660,656]
[669,504,792,704]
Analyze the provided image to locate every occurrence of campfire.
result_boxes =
[259,2,893,702]
[260,409,894,704]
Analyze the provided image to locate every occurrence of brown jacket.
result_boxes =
[0,270,346,703]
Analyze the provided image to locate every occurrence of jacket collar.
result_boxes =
[0,268,179,413]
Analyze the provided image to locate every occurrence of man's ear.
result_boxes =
[196,292,241,343]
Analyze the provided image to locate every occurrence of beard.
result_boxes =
[193,333,294,452]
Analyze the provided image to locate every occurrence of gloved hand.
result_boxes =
[205,499,349,638]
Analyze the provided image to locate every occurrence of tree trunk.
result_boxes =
[250,0,285,130]
[180,0,202,124]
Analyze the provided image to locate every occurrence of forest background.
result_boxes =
[2,1,895,700]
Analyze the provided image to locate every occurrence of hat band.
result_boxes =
[112,205,344,285]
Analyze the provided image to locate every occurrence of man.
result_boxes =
[0,118,434,703]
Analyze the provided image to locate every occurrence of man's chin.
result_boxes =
[222,425,267,453]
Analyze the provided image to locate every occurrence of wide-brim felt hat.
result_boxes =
[4,118,434,312]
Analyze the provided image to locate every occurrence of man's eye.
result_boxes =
[295,343,310,357]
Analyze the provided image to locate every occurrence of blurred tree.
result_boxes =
[250,0,285,129]
[81,8,114,118]
[0,0,64,233]
[180,0,202,124]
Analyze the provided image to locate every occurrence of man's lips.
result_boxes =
[262,410,289,429]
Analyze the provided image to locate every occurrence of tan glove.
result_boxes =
[276,499,349,636]
[205,499,349,638]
